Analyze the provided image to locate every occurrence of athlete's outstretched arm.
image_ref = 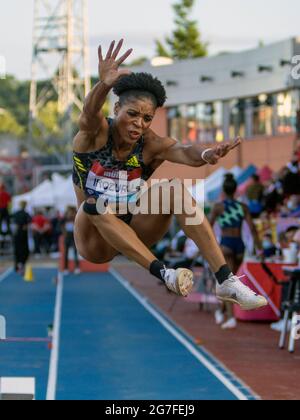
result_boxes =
[79,39,133,133]
[152,134,242,167]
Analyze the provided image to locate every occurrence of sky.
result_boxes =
[0,0,300,80]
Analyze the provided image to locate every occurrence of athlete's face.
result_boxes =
[114,97,156,144]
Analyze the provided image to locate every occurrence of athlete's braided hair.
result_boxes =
[113,72,167,108]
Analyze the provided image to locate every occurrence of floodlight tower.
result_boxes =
[29,0,91,162]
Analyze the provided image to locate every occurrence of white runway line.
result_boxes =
[0,268,14,284]
[0,268,14,340]
[46,272,64,401]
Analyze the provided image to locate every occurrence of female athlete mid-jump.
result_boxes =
[72,39,267,310]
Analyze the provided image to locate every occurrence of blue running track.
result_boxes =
[0,268,256,400]
[0,268,57,400]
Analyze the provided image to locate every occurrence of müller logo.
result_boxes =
[0,55,6,79]
[104,170,126,179]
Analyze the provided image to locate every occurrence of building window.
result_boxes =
[167,102,223,144]
[229,99,246,139]
[277,91,297,134]
[168,105,187,143]
[196,103,223,144]
[252,94,273,136]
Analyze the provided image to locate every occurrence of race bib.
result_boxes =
[86,162,143,204]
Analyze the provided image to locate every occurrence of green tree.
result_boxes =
[155,0,208,59]
[0,108,25,137]
[38,101,61,136]
[0,75,31,134]
[30,101,70,158]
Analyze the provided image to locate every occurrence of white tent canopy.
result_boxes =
[13,173,77,213]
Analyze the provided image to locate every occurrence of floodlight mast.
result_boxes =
[29,0,91,162]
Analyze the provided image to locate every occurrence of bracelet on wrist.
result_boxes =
[201,148,213,163]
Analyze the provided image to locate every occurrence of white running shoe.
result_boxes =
[215,309,225,325]
[221,318,237,330]
[216,275,268,311]
[163,268,194,297]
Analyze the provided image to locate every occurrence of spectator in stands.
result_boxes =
[246,174,264,218]
[293,228,300,248]
[12,201,31,274]
[0,181,11,235]
[31,210,51,256]
[280,155,300,196]
[285,226,300,245]
[62,207,80,275]
[270,226,300,333]
[262,233,277,259]
[264,177,284,214]
[281,195,300,217]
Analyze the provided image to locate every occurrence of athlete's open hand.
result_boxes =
[98,39,133,87]
[202,137,242,165]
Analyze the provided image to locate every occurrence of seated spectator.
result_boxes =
[271,227,299,332]
[280,156,300,196]
[264,177,284,214]
[293,228,300,248]
[262,233,277,259]
[284,196,300,217]
[286,226,300,244]
[277,231,289,258]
